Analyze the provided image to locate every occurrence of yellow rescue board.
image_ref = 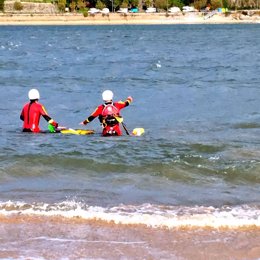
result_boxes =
[60,129,95,135]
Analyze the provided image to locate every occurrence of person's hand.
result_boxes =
[52,121,58,128]
[48,119,58,128]
[127,96,133,103]
[79,121,87,125]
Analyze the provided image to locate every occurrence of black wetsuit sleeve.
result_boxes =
[43,115,52,122]
[83,115,95,124]
[88,115,96,122]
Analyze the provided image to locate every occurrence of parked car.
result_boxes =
[168,7,181,13]
[101,8,110,15]
[129,7,138,13]
[117,8,128,14]
[145,7,156,13]
[182,6,195,12]
[88,8,101,14]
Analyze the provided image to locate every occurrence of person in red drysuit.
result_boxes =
[80,90,133,136]
[20,89,58,133]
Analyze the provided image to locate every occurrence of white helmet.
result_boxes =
[102,90,113,101]
[28,88,40,100]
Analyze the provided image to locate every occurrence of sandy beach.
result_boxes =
[1,214,260,260]
[0,11,260,25]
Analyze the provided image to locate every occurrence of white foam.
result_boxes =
[29,236,146,244]
[156,61,161,68]
[0,201,259,229]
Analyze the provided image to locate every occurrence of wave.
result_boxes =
[233,122,260,129]
[1,149,259,185]
[0,200,259,229]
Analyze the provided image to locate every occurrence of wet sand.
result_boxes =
[0,12,259,25]
[0,215,260,259]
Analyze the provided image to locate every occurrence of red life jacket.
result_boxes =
[101,103,120,126]
[101,103,119,116]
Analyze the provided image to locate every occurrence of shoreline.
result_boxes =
[1,214,260,259]
[1,12,260,25]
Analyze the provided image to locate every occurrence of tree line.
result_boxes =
[0,0,259,12]
[58,0,260,12]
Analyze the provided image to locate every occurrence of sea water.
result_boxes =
[0,24,259,259]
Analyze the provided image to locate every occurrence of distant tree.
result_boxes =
[87,0,96,7]
[181,0,192,5]
[194,0,207,10]
[120,0,129,7]
[77,0,86,9]
[96,0,106,8]
[144,0,153,7]
[137,0,142,10]
[0,0,4,11]
[239,0,258,8]
[169,0,184,8]
[129,0,138,7]
[58,0,66,11]
[14,1,23,10]
[155,0,184,10]
[154,0,167,9]
[222,0,228,8]
[114,0,121,9]
[210,0,222,9]
[101,0,120,11]
[69,0,76,11]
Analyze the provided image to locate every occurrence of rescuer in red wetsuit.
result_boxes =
[20,89,58,133]
[80,90,133,136]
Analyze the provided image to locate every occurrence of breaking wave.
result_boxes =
[1,200,259,229]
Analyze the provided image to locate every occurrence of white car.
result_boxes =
[182,6,195,12]
[145,7,156,13]
[168,7,181,13]
[101,8,110,15]
[88,8,101,14]
[117,8,128,14]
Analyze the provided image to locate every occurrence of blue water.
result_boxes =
[0,25,259,225]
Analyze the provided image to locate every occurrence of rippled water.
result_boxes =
[0,25,259,258]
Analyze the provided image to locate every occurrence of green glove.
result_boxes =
[48,124,56,133]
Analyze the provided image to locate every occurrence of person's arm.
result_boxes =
[41,105,58,127]
[43,116,58,128]
[81,115,95,125]
[117,96,133,109]
[80,105,103,125]
[125,96,133,106]
[20,110,24,121]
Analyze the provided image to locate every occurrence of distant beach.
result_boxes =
[0,11,260,25]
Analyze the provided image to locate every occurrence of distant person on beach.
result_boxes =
[20,88,58,133]
[80,90,133,136]
[206,4,211,11]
